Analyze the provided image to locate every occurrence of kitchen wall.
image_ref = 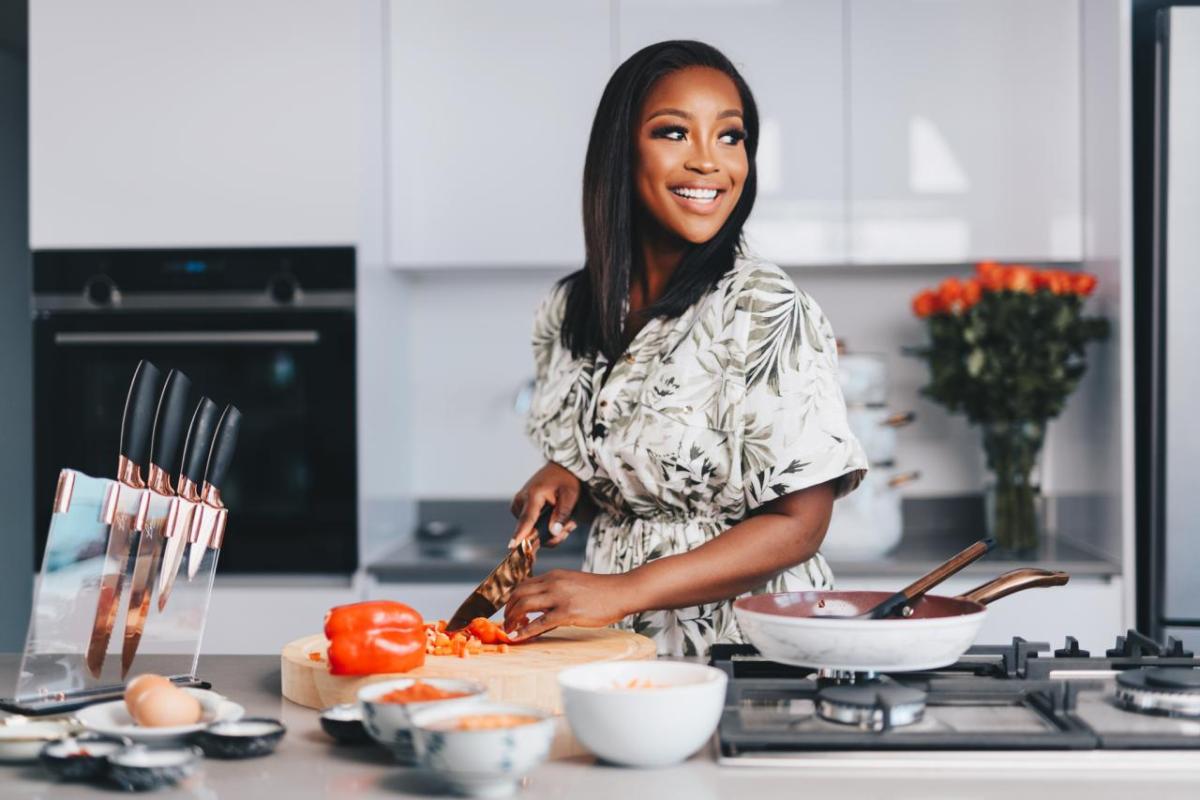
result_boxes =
[0,2,32,651]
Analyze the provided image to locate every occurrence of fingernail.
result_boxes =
[507,538,517,549]
[550,521,563,535]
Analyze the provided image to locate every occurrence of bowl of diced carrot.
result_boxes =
[358,678,486,766]
[407,702,554,798]
[556,661,727,767]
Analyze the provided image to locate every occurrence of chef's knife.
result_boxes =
[85,360,164,678]
[187,405,241,580]
[156,397,221,613]
[119,369,192,677]
[445,506,554,632]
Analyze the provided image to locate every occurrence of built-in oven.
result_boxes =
[32,247,357,574]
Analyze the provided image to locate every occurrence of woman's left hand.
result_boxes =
[503,570,636,641]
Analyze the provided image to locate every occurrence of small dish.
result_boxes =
[106,744,201,792]
[76,689,243,743]
[319,703,370,744]
[557,661,726,767]
[191,717,285,759]
[359,678,486,765]
[0,718,77,763]
[40,733,130,781]
[409,702,554,798]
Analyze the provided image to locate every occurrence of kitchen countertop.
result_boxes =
[366,498,1121,583]
[3,655,1198,799]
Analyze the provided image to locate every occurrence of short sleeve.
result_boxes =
[732,264,868,509]
[524,283,595,481]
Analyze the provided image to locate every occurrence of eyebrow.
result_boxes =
[645,107,744,123]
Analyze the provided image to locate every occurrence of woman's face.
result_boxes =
[634,66,749,246]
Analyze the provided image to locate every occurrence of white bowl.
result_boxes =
[358,678,486,765]
[0,719,77,763]
[408,702,554,798]
[74,689,243,743]
[557,661,727,767]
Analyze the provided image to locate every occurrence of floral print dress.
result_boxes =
[526,253,868,656]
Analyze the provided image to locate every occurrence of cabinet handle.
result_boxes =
[54,331,320,346]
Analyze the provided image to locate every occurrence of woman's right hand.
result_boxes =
[510,462,581,549]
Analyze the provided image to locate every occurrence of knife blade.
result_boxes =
[156,397,221,613]
[445,506,555,632]
[120,369,193,677]
[85,360,164,678]
[187,405,241,580]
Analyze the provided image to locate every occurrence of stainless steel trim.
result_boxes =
[34,290,354,312]
[55,331,320,346]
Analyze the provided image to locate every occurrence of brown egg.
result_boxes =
[132,686,202,728]
[124,674,172,716]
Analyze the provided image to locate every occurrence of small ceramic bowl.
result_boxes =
[319,703,370,744]
[105,744,201,792]
[191,717,285,759]
[0,718,77,763]
[358,678,486,765]
[408,702,554,798]
[40,733,129,781]
[557,661,727,767]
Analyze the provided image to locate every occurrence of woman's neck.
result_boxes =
[630,221,687,314]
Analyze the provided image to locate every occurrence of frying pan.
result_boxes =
[732,568,1069,672]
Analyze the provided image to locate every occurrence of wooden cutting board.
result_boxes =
[281,626,657,714]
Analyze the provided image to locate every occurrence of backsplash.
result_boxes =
[372,262,1106,502]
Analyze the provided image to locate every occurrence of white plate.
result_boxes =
[76,689,244,743]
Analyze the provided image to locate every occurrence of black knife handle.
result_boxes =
[180,397,221,485]
[150,369,192,475]
[119,360,164,468]
[203,405,242,493]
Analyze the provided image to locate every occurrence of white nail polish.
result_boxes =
[550,521,563,535]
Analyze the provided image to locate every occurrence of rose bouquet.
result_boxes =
[908,262,1109,552]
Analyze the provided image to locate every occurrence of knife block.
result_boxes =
[1,468,221,715]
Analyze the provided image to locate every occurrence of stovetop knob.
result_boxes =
[1054,636,1090,658]
[1164,637,1195,659]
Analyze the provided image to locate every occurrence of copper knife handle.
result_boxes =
[958,568,1070,606]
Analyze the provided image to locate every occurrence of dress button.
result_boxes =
[624,353,636,364]
[599,400,607,407]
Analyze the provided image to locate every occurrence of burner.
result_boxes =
[815,684,927,731]
[1115,667,1200,717]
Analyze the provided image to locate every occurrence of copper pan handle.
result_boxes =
[959,568,1070,606]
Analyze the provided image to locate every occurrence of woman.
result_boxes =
[504,40,868,656]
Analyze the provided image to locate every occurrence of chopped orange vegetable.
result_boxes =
[613,678,663,690]
[307,651,323,662]
[420,619,517,659]
[439,714,542,731]
[377,681,471,704]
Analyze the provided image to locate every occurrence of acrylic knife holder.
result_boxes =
[1,468,223,715]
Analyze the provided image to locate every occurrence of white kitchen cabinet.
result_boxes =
[847,0,1082,263]
[386,1,611,269]
[618,0,847,265]
[836,575,1125,656]
[29,0,361,249]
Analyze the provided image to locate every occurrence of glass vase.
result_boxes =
[980,420,1046,555]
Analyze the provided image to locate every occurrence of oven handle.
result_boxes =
[54,331,320,345]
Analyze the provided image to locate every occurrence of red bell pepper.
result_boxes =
[466,617,511,645]
[323,601,425,675]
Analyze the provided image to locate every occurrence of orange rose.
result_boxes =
[1072,272,1098,296]
[977,261,1008,292]
[962,277,983,309]
[1006,265,1036,293]
[938,277,966,313]
[912,289,941,318]
[1038,270,1072,295]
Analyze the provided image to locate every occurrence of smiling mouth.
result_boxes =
[669,187,722,203]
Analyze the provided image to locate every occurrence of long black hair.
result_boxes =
[560,40,760,362]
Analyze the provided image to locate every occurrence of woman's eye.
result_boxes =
[720,128,747,145]
[650,125,687,141]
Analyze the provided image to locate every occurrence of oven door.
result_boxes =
[34,310,357,574]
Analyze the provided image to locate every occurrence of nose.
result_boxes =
[685,139,719,175]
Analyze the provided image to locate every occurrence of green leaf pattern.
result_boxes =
[526,254,868,656]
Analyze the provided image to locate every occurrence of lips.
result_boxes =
[667,184,727,215]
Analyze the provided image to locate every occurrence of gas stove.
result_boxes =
[711,631,1200,765]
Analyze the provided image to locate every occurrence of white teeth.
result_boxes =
[671,187,719,201]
